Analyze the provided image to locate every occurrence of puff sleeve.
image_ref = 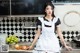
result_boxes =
[36,19,42,30]
[55,18,61,31]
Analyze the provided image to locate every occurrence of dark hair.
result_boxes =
[44,2,55,17]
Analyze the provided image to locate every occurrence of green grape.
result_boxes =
[12,38,14,41]
[6,35,19,44]
[10,40,14,44]
[15,38,18,43]
[6,38,10,43]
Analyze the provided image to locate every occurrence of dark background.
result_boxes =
[0,0,10,15]
[11,0,51,15]
[0,0,80,15]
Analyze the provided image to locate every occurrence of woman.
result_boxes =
[28,2,72,53]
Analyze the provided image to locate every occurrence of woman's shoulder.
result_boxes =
[54,16,60,22]
[54,16,61,24]
[55,16,60,20]
[38,16,44,22]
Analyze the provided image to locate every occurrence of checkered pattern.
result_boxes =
[62,31,80,41]
[0,17,37,42]
[0,16,80,42]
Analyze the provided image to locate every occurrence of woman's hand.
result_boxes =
[27,45,34,50]
[65,45,73,51]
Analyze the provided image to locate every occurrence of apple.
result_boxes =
[14,44,20,50]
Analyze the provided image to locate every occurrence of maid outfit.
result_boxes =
[33,17,61,53]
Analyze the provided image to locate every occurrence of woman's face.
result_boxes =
[45,5,53,16]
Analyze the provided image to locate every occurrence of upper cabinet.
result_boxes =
[0,0,10,15]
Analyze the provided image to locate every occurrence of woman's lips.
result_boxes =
[48,12,52,14]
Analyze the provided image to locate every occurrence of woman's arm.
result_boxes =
[30,28,41,47]
[56,25,72,50]
[56,25,66,47]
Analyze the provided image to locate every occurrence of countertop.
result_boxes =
[9,49,80,53]
[1,46,80,53]
[1,42,80,53]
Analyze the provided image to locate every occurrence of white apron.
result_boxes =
[33,17,61,53]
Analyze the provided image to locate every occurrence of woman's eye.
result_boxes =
[46,8,49,10]
[46,8,53,10]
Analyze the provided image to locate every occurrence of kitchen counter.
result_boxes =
[1,47,80,53]
[8,43,80,53]
[9,48,80,53]
[9,48,32,53]
[61,49,80,53]
[1,42,80,53]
